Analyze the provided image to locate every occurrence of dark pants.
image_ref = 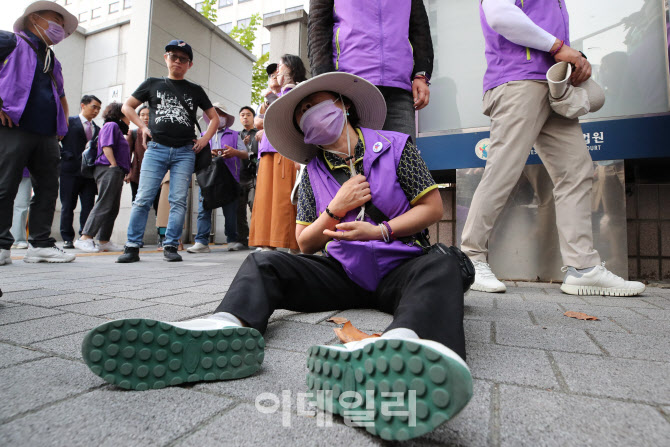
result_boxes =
[0,127,60,249]
[82,165,124,241]
[59,174,97,242]
[130,181,160,214]
[379,86,416,141]
[216,250,466,360]
[236,178,254,246]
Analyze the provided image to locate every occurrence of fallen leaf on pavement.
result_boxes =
[327,317,349,325]
[334,321,378,343]
[564,311,599,321]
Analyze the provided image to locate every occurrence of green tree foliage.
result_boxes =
[198,0,218,23]
[229,13,271,105]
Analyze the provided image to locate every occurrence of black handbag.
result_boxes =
[162,78,211,173]
[196,157,241,210]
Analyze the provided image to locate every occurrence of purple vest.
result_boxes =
[211,128,242,183]
[307,127,423,291]
[257,128,277,157]
[332,0,413,91]
[0,33,68,136]
[480,0,570,93]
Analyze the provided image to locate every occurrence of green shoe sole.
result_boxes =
[306,339,473,441]
[82,319,265,391]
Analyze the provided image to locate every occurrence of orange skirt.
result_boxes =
[249,153,299,250]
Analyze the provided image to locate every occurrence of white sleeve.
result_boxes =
[482,0,557,52]
[237,135,247,152]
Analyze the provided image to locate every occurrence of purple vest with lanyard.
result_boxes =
[480,0,570,93]
[0,32,68,136]
[258,88,292,156]
[307,127,423,291]
[210,128,242,183]
[332,0,413,91]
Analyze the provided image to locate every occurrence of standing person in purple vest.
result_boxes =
[461,0,645,296]
[308,0,433,139]
[187,103,248,254]
[81,73,473,441]
[0,1,78,266]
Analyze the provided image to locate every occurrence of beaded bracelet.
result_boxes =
[381,221,394,241]
[379,224,390,243]
[550,40,564,57]
[413,75,431,86]
[325,207,343,221]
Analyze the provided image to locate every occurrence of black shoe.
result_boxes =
[63,240,74,249]
[163,245,182,262]
[116,246,140,263]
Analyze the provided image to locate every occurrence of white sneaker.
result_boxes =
[561,262,646,297]
[306,336,473,441]
[23,245,76,263]
[0,249,12,266]
[470,260,506,293]
[186,242,211,253]
[11,241,28,249]
[74,238,100,253]
[97,241,124,252]
[227,242,245,252]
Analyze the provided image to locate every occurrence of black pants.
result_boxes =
[59,174,97,242]
[0,127,60,249]
[236,178,254,246]
[82,165,125,241]
[378,86,415,141]
[130,181,160,214]
[216,250,466,360]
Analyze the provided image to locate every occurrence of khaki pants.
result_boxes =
[461,80,601,269]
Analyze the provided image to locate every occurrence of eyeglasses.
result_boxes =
[269,73,278,79]
[166,52,191,64]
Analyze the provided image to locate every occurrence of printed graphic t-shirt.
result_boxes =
[132,77,213,148]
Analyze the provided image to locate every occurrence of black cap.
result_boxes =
[165,40,193,61]
[266,63,278,77]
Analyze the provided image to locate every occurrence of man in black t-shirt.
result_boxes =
[117,40,219,263]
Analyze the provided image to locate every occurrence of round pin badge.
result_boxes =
[475,138,491,160]
[373,142,383,153]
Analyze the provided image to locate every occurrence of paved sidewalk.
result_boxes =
[0,246,669,446]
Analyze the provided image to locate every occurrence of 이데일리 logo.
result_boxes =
[475,138,491,160]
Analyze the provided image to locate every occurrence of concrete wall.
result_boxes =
[264,10,310,77]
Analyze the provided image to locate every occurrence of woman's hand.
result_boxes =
[328,174,371,217]
[0,111,15,127]
[322,221,380,241]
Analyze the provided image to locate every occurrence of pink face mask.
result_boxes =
[299,99,346,146]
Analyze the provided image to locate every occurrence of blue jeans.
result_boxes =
[126,141,195,248]
[195,188,238,244]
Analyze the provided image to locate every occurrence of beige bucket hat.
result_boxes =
[546,61,605,119]
[263,72,387,164]
[14,1,78,37]
[205,102,235,128]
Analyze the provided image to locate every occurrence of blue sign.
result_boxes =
[418,115,670,170]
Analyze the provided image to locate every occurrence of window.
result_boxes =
[109,2,120,14]
[261,43,270,55]
[219,0,233,7]
[195,2,204,13]
[239,0,252,3]
[263,11,281,20]
[218,22,233,33]
[123,0,133,9]
[237,17,251,28]
[78,12,88,23]
[91,7,102,19]
[285,5,304,13]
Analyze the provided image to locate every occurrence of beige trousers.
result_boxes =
[461,80,601,269]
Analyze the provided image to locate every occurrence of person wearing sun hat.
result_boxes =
[80,72,473,441]
[0,0,79,266]
[187,102,248,254]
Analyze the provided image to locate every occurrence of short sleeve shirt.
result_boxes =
[96,122,132,174]
[132,77,213,148]
[296,133,437,225]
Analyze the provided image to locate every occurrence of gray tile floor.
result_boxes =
[1,247,669,446]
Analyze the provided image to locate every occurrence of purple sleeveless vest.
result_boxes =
[258,87,293,157]
[480,0,570,93]
[0,32,68,136]
[210,128,242,183]
[307,127,423,291]
[332,0,413,91]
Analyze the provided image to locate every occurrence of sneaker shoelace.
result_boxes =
[473,261,496,278]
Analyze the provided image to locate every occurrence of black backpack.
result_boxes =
[80,133,101,178]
